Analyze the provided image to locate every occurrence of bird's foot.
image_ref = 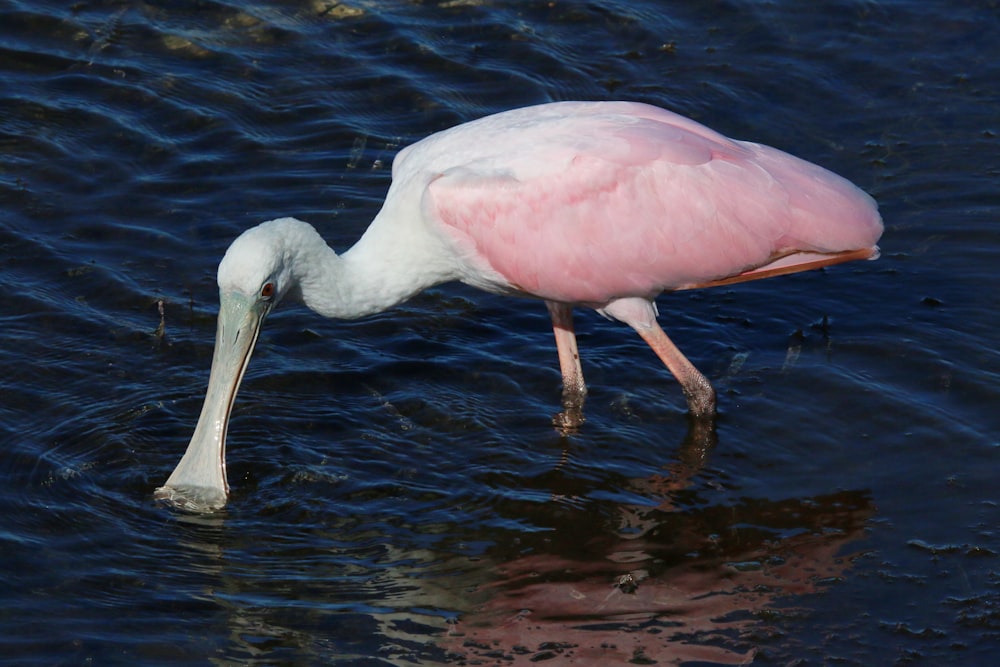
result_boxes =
[683,381,717,421]
[553,386,587,433]
[552,406,585,433]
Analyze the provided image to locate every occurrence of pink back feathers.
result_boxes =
[400,102,882,306]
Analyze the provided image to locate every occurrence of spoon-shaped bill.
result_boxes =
[155,291,268,512]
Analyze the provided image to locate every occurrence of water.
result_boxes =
[1,0,998,664]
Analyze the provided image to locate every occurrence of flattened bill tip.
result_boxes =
[154,483,228,513]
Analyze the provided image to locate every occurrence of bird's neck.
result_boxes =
[294,213,458,320]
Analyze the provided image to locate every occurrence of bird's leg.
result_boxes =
[546,301,587,429]
[602,298,717,420]
[634,323,716,419]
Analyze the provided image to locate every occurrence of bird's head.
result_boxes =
[155,217,313,511]
[217,216,313,308]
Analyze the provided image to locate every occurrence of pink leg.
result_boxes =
[546,301,587,428]
[602,298,717,419]
[633,324,716,419]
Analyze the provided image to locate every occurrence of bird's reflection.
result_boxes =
[445,491,870,664]
[443,424,872,664]
[164,420,873,666]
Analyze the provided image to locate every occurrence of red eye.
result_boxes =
[261,282,275,299]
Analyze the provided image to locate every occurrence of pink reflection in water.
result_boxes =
[445,489,871,665]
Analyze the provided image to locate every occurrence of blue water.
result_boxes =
[1,0,998,664]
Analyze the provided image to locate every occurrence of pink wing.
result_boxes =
[414,102,882,305]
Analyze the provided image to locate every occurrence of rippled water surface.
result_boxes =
[2,1,998,664]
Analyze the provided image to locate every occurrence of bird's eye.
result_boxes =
[260,282,275,299]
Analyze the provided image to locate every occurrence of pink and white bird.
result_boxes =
[156,101,882,511]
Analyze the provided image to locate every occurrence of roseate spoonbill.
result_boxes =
[155,101,882,511]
